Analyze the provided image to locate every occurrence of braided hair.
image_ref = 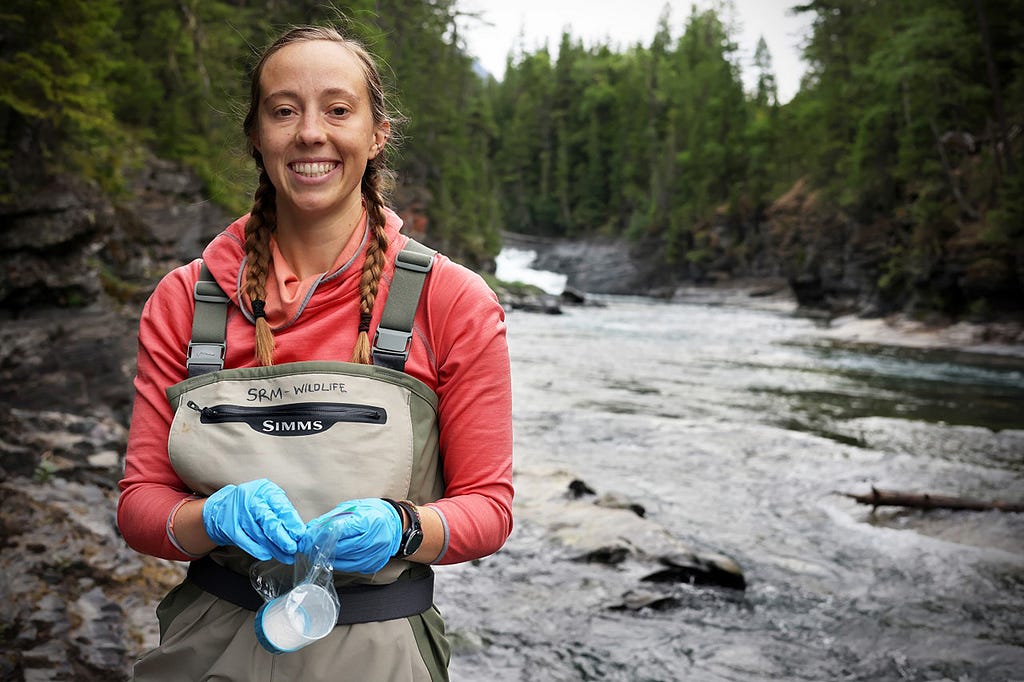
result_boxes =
[241,26,399,366]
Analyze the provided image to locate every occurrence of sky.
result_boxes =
[458,0,814,103]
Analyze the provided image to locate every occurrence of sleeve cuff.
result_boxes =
[166,496,207,559]
[426,504,450,563]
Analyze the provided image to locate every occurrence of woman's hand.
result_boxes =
[201,479,305,563]
[304,499,402,574]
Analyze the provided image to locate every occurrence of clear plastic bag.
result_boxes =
[250,509,351,654]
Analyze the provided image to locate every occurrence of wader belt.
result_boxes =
[186,555,434,625]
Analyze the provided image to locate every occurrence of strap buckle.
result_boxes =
[186,342,226,375]
[372,327,412,356]
[193,280,230,304]
[395,250,433,273]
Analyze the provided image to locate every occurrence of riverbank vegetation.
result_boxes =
[2,0,1021,317]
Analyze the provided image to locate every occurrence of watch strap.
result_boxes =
[383,498,422,558]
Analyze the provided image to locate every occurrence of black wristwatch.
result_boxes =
[384,498,423,558]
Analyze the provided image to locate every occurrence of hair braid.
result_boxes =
[351,166,391,364]
[244,170,277,366]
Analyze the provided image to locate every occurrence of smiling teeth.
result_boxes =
[292,162,337,177]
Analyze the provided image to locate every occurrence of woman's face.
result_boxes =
[252,40,387,225]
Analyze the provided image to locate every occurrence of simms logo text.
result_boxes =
[261,419,324,434]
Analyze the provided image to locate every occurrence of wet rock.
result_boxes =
[506,292,563,314]
[594,492,646,518]
[608,589,683,613]
[1,409,128,482]
[641,553,747,591]
[567,479,596,498]
[560,286,587,305]
[123,154,232,262]
[0,477,184,681]
[0,311,139,419]
[529,235,663,295]
[571,545,630,565]
[0,175,115,311]
[21,639,74,681]
[70,588,128,674]
[515,468,746,605]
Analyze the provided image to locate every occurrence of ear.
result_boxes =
[250,128,262,154]
[368,121,390,159]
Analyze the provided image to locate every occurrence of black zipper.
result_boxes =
[185,400,387,435]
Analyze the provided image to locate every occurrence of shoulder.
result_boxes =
[427,254,498,306]
[141,260,203,324]
[420,253,506,350]
[151,259,202,299]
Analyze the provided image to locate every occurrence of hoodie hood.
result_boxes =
[201,207,406,330]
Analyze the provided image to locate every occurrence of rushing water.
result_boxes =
[437,255,1024,682]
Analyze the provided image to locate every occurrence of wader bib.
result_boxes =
[133,241,451,682]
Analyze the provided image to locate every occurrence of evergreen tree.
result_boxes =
[0,0,124,192]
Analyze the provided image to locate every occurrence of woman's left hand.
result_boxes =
[304,499,402,574]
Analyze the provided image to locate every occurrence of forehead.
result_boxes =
[260,40,369,99]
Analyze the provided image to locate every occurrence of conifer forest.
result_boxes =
[2,0,1022,318]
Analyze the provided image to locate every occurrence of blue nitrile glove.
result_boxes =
[303,499,402,574]
[201,479,305,564]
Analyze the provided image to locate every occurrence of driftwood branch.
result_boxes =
[840,486,1024,513]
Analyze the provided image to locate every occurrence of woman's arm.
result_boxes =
[417,258,515,564]
[117,262,206,561]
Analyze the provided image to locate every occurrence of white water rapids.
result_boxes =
[435,251,1024,681]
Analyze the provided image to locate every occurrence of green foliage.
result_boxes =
[0,0,125,192]
[490,4,750,262]
[3,0,1022,316]
[0,0,504,265]
[488,0,1023,314]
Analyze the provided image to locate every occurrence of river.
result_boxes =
[435,252,1024,681]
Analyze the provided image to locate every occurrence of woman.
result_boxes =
[117,25,513,681]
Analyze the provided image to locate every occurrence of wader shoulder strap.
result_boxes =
[185,241,435,376]
[372,239,436,372]
[187,262,230,377]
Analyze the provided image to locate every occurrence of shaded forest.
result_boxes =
[2,0,1022,318]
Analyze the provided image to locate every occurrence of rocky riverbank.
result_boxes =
[1,159,229,680]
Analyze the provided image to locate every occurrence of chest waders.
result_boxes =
[136,240,451,681]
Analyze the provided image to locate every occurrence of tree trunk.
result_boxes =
[841,486,1024,513]
[930,117,979,220]
[973,0,1017,176]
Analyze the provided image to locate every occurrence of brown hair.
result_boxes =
[241,26,399,365]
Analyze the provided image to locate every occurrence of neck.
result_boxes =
[275,199,366,279]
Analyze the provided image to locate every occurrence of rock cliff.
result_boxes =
[0,160,231,680]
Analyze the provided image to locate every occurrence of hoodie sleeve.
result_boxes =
[117,261,202,561]
[419,258,515,564]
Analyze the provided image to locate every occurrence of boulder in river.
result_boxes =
[521,468,746,609]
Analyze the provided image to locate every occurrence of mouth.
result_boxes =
[289,161,339,178]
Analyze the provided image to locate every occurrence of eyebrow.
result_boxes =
[263,87,362,104]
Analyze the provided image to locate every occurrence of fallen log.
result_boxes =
[840,486,1024,513]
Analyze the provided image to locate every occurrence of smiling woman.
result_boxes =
[250,41,387,247]
[117,24,514,682]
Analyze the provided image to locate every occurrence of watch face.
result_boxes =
[404,529,424,556]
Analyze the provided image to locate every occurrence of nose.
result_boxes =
[296,113,326,146]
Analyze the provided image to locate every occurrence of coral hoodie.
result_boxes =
[118,208,513,564]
